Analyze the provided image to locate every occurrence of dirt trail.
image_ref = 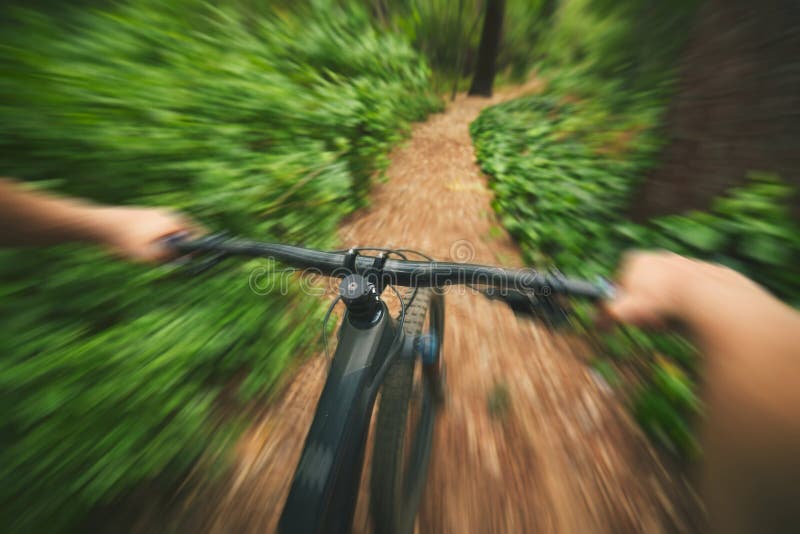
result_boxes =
[190,81,701,533]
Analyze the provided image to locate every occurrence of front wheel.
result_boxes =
[370,288,445,534]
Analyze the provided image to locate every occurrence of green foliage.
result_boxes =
[469,1,797,458]
[0,0,440,531]
[471,89,799,456]
[633,379,698,458]
[643,173,800,300]
[538,0,701,102]
[381,0,556,90]
[471,93,657,274]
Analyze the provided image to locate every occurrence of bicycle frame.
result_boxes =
[166,236,608,533]
[278,299,410,533]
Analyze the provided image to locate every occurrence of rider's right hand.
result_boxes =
[604,250,689,328]
[603,250,773,332]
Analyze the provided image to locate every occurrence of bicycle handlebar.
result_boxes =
[169,235,613,301]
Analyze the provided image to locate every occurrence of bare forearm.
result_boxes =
[679,268,800,425]
[0,178,109,246]
[676,265,800,532]
[0,178,198,262]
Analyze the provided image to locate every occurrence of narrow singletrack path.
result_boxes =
[191,81,701,533]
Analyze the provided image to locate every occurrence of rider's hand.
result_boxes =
[93,206,202,263]
[603,250,764,330]
[0,178,202,261]
[604,250,703,328]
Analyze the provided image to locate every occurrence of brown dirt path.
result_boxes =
[179,81,702,533]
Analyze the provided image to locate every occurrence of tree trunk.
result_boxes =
[450,0,466,101]
[629,0,800,220]
[468,0,506,97]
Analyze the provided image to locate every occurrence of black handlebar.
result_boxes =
[169,235,613,301]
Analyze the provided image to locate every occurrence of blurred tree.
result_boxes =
[450,0,466,100]
[468,0,505,96]
[370,0,390,26]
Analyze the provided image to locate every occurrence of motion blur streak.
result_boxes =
[1,0,798,532]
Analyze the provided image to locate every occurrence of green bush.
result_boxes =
[471,90,799,456]
[470,94,658,274]
[469,0,800,457]
[0,0,440,530]
[537,0,701,103]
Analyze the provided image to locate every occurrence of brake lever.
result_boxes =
[478,287,570,328]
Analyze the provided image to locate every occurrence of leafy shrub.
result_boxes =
[0,0,440,530]
[467,0,794,460]
[640,174,800,301]
[471,90,799,456]
[471,94,657,274]
[537,0,701,103]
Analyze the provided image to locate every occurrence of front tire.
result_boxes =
[370,288,444,534]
